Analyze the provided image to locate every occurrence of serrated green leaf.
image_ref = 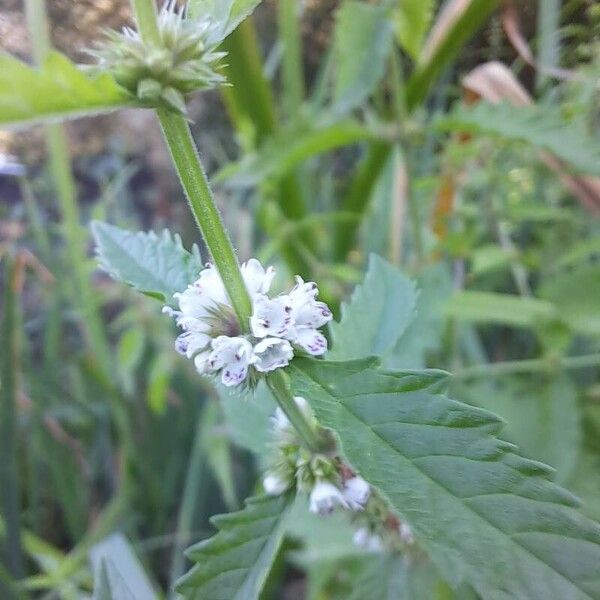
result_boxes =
[188,0,262,39]
[332,2,394,115]
[0,52,133,130]
[176,494,292,600]
[446,290,557,329]
[329,254,417,361]
[394,0,435,59]
[437,101,600,177]
[383,263,452,370]
[289,358,600,599]
[91,221,202,304]
[220,381,276,455]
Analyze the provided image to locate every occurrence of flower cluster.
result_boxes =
[263,397,415,554]
[262,397,371,516]
[90,1,226,114]
[164,259,332,386]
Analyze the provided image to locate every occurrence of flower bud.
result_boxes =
[309,480,348,516]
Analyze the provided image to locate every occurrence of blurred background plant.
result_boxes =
[1,0,599,597]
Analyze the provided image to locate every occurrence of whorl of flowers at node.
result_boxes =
[262,396,415,553]
[89,0,226,114]
[163,259,332,387]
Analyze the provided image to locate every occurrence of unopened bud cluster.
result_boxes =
[90,1,226,114]
[263,397,416,553]
[263,397,371,513]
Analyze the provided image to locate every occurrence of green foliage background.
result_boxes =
[1,0,600,598]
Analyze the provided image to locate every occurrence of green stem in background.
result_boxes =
[25,0,113,374]
[333,142,390,261]
[536,0,561,92]
[220,21,277,143]
[267,370,322,453]
[157,108,253,328]
[169,410,209,594]
[0,256,25,582]
[332,0,500,261]
[220,20,315,278]
[454,353,600,380]
[278,0,304,118]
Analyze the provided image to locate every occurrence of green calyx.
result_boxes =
[90,1,226,114]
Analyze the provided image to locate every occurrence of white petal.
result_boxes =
[309,480,348,515]
[294,327,328,355]
[288,276,318,308]
[250,295,293,338]
[253,338,294,373]
[175,265,228,318]
[208,336,253,385]
[193,350,211,375]
[293,300,332,329]
[343,477,370,511]
[399,522,414,544]
[175,331,210,358]
[263,473,289,496]
[221,360,250,387]
[242,258,275,295]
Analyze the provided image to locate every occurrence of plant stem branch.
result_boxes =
[157,109,253,328]
[132,0,320,452]
[267,370,322,453]
[454,353,600,380]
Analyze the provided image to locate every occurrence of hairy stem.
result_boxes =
[130,0,320,447]
[267,370,322,453]
[157,108,253,329]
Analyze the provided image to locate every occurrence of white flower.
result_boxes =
[242,258,276,296]
[309,480,348,515]
[175,263,227,318]
[271,396,311,436]
[398,521,414,545]
[352,528,383,553]
[165,259,333,384]
[263,473,289,496]
[208,336,254,386]
[253,338,294,373]
[250,295,293,338]
[343,476,371,511]
[284,276,332,356]
[193,349,211,375]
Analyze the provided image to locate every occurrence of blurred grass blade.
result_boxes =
[406,0,500,110]
[446,291,556,328]
[278,0,305,117]
[219,120,377,187]
[0,255,25,580]
[90,533,157,600]
[393,0,435,60]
